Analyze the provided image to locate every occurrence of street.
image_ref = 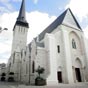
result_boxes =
[0,82,18,88]
[0,82,88,88]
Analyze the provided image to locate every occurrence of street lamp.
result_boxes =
[0,27,8,33]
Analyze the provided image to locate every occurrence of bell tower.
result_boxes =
[11,0,29,54]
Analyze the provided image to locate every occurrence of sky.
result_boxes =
[0,0,88,63]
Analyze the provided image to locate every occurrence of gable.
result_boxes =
[62,9,81,30]
[38,8,82,41]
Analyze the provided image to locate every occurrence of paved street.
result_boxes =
[0,82,18,88]
[0,82,88,88]
[18,82,88,88]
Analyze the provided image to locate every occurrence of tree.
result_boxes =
[35,66,46,85]
[36,66,45,78]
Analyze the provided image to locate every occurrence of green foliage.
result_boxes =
[36,66,45,77]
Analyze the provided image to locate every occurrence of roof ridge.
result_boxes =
[38,8,82,41]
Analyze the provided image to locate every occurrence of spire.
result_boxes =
[15,0,29,28]
[17,0,26,22]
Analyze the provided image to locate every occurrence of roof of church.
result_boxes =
[39,8,82,41]
[33,37,44,47]
[36,42,44,47]
[13,0,29,30]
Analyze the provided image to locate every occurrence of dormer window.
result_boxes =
[72,39,76,49]
[25,51,26,56]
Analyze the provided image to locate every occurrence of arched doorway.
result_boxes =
[75,58,82,82]
[1,77,5,81]
[8,72,14,82]
[57,71,62,83]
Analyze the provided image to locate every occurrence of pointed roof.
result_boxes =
[62,8,81,30]
[39,8,82,41]
[17,0,26,22]
[13,0,29,30]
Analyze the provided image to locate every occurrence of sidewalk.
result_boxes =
[18,82,88,88]
[0,82,88,88]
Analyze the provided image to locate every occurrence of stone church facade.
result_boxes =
[0,0,88,85]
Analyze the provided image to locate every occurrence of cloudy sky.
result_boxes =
[0,0,88,63]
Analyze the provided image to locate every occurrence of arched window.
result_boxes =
[1,73,6,76]
[9,63,11,67]
[24,51,26,56]
[9,72,14,75]
[21,51,23,58]
[26,64,28,74]
[24,28,25,33]
[72,39,76,49]
[32,61,35,73]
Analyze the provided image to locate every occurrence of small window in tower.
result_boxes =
[72,39,76,49]
[21,28,22,32]
[57,45,60,53]
[24,28,25,33]
[19,26,21,32]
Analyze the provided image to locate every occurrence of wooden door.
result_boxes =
[75,68,81,82]
[57,71,62,83]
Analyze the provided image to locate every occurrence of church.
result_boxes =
[0,0,88,85]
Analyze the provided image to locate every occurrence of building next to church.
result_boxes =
[0,0,88,85]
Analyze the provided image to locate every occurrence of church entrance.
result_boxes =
[74,58,82,82]
[57,71,62,83]
[75,68,81,82]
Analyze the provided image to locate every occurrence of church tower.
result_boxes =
[11,0,29,54]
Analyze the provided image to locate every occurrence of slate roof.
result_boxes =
[13,0,29,30]
[36,42,44,47]
[28,38,44,53]
[68,8,82,29]
[17,0,26,22]
[38,8,82,41]
[34,37,44,47]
